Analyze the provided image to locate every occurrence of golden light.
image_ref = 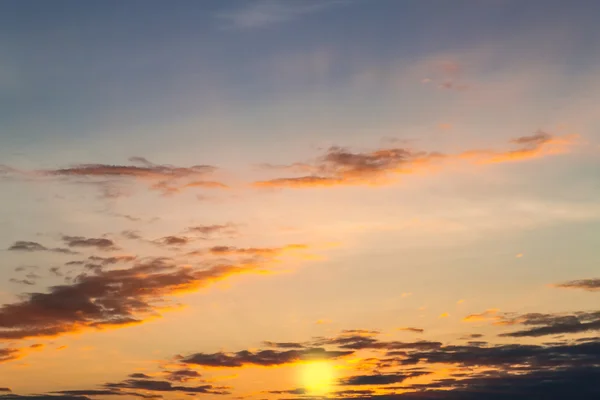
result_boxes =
[299,361,336,395]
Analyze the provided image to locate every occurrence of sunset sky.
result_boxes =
[1,1,600,399]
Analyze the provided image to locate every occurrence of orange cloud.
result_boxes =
[463,309,500,322]
[254,132,579,189]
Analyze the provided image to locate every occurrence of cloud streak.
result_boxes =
[254,132,579,188]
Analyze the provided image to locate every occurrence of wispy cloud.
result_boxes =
[254,132,579,189]
[215,0,346,29]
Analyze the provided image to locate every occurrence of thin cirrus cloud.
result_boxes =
[254,131,579,188]
[215,0,347,30]
[2,157,228,197]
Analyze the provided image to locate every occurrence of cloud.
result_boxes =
[215,0,345,29]
[105,379,229,395]
[0,258,258,340]
[498,311,600,337]
[9,279,35,286]
[340,372,430,386]
[0,348,20,363]
[22,329,600,400]
[8,241,78,255]
[180,347,352,368]
[463,309,500,322]
[254,132,579,188]
[3,157,226,196]
[262,341,306,349]
[128,374,151,379]
[554,278,600,292]
[397,328,424,334]
[185,224,239,239]
[207,244,307,257]
[164,369,202,383]
[0,390,10,394]
[0,396,92,400]
[62,236,119,252]
[153,236,191,247]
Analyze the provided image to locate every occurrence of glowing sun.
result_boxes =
[300,361,336,395]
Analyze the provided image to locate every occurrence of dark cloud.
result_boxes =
[266,388,306,395]
[164,369,202,383]
[154,236,190,247]
[0,390,10,394]
[499,311,600,337]
[52,391,159,399]
[0,348,20,363]
[555,278,600,292]
[105,379,228,395]
[0,258,256,340]
[340,372,429,386]
[35,158,224,196]
[8,241,77,255]
[0,396,91,400]
[128,374,151,379]
[62,236,119,251]
[181,347,353,368]
[262,341,305,349]
[8,241,47,252]
[254,132,577,188]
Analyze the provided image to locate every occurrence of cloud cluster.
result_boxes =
[254,132,578,188]
[498,311,600,337]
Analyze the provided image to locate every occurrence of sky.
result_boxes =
[1,0,599,399]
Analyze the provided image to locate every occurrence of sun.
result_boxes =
[300,361,336,395]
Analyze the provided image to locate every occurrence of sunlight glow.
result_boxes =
[300,361,336,395]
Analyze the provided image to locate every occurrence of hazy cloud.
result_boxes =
[215,0,345,29]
